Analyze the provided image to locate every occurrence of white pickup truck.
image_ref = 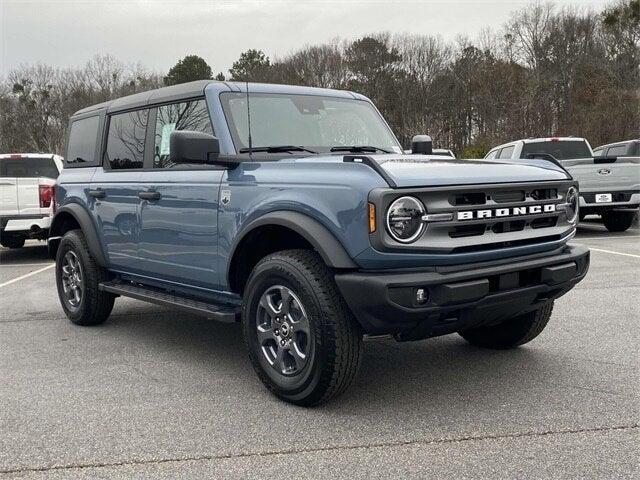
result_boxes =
[485,137,640,232]
[0,154,63,248]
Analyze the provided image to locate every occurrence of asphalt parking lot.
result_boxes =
[1,220,638,479]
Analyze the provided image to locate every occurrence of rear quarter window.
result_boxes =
[606,144,629,157]
[0,157,59,179]
[66,115,101,167]
[498,146,515,159]
[521,141,592,160]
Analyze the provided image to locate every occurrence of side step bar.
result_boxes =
[99,281,240,323]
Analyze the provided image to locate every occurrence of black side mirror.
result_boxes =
[169,130,220,164]
[411,135,433,155]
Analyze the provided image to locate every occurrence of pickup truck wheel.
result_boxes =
[1,236,25,249]
[458,301,553,350]
[242,249,361,406]
[55,230,115,326]
[602,211,635,232]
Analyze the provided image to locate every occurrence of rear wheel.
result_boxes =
[55,229,115,326]
[459,301,553,349]
[242,249,361,406]
[1,235,25,249]
[602,211,635,232]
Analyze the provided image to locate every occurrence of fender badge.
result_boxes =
[221,190,231,205]
[598,168,611,175]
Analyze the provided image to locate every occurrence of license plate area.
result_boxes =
[595,193,612,203]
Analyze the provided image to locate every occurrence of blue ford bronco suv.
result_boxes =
[50,80,589,405]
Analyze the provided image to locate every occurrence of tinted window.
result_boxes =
[499,146,515,159]
[606,144,628,157]
[66,116,100,165]
[0,157,59,179]
[105,110,148,169]
[520,140,592,160]
[153,99,213,168]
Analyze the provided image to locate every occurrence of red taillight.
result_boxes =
[39,184,54,208]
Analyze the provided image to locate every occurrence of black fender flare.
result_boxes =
[227,211,357,280]
[48,204,108,267]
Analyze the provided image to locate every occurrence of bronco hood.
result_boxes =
[368,155,572,187]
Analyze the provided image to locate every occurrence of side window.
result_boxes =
[66,116,100,166]
[153,99,213,168]
[499,146,515,159]
[607,144,628,157]
[592,147,603,157]
[485,149,498,159]
[105,110,149,170]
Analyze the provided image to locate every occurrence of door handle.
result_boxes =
[88,189,106,199]
[138,190,161,201]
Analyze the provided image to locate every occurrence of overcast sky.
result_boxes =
[1,0,613,76]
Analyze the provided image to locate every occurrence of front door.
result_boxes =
[136,99,223,290]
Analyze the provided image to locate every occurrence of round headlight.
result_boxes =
[386,196,426,243]
[565,187,579,224]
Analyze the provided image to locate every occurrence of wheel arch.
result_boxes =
[227,211,357,294]
[48,204,108,267]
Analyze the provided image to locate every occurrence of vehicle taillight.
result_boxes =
[39,184,54,208]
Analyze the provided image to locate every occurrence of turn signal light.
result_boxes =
[368,203,376,233]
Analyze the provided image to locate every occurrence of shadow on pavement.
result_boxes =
[0,241,51,265]
[99,306,556,412]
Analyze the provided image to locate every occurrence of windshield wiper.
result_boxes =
[330,145,391,153]
[238,145,317,154]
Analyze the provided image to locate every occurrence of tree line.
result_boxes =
[1,0,637,158]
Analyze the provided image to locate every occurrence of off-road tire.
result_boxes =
[55,229,115,326]
[1,236,25,249]
[242,249,361,406]
[602,211,635,232]
[459,301,554,350]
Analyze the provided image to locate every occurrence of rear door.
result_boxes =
[91,109,148,273]
[137,99,223,290]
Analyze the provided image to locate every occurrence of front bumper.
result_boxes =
[579,192,640,211]
[335,244,589,338]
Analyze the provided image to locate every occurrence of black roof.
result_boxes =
[72,80,217,116]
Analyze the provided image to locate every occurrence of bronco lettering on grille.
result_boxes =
[457,204,556,221]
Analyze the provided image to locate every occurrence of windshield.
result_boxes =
[0,157,59,179]
[521,141,592,160]
[220,92,402,154]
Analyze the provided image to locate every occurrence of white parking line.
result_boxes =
[0,263,53,267]
[588,248,640,259]
[0,264,55,288]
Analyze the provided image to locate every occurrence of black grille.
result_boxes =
[531,188,558,201]
[449,224,486,238]
[451,192,485,206]
[450,235,562,254]
[491,190,525,203]
[531,217,558,229]
[492,220,526,233]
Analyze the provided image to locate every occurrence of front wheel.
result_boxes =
[602,210,635,232]
[242,250,362,406]
[55,229,115,326]
[459,301,553,349]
